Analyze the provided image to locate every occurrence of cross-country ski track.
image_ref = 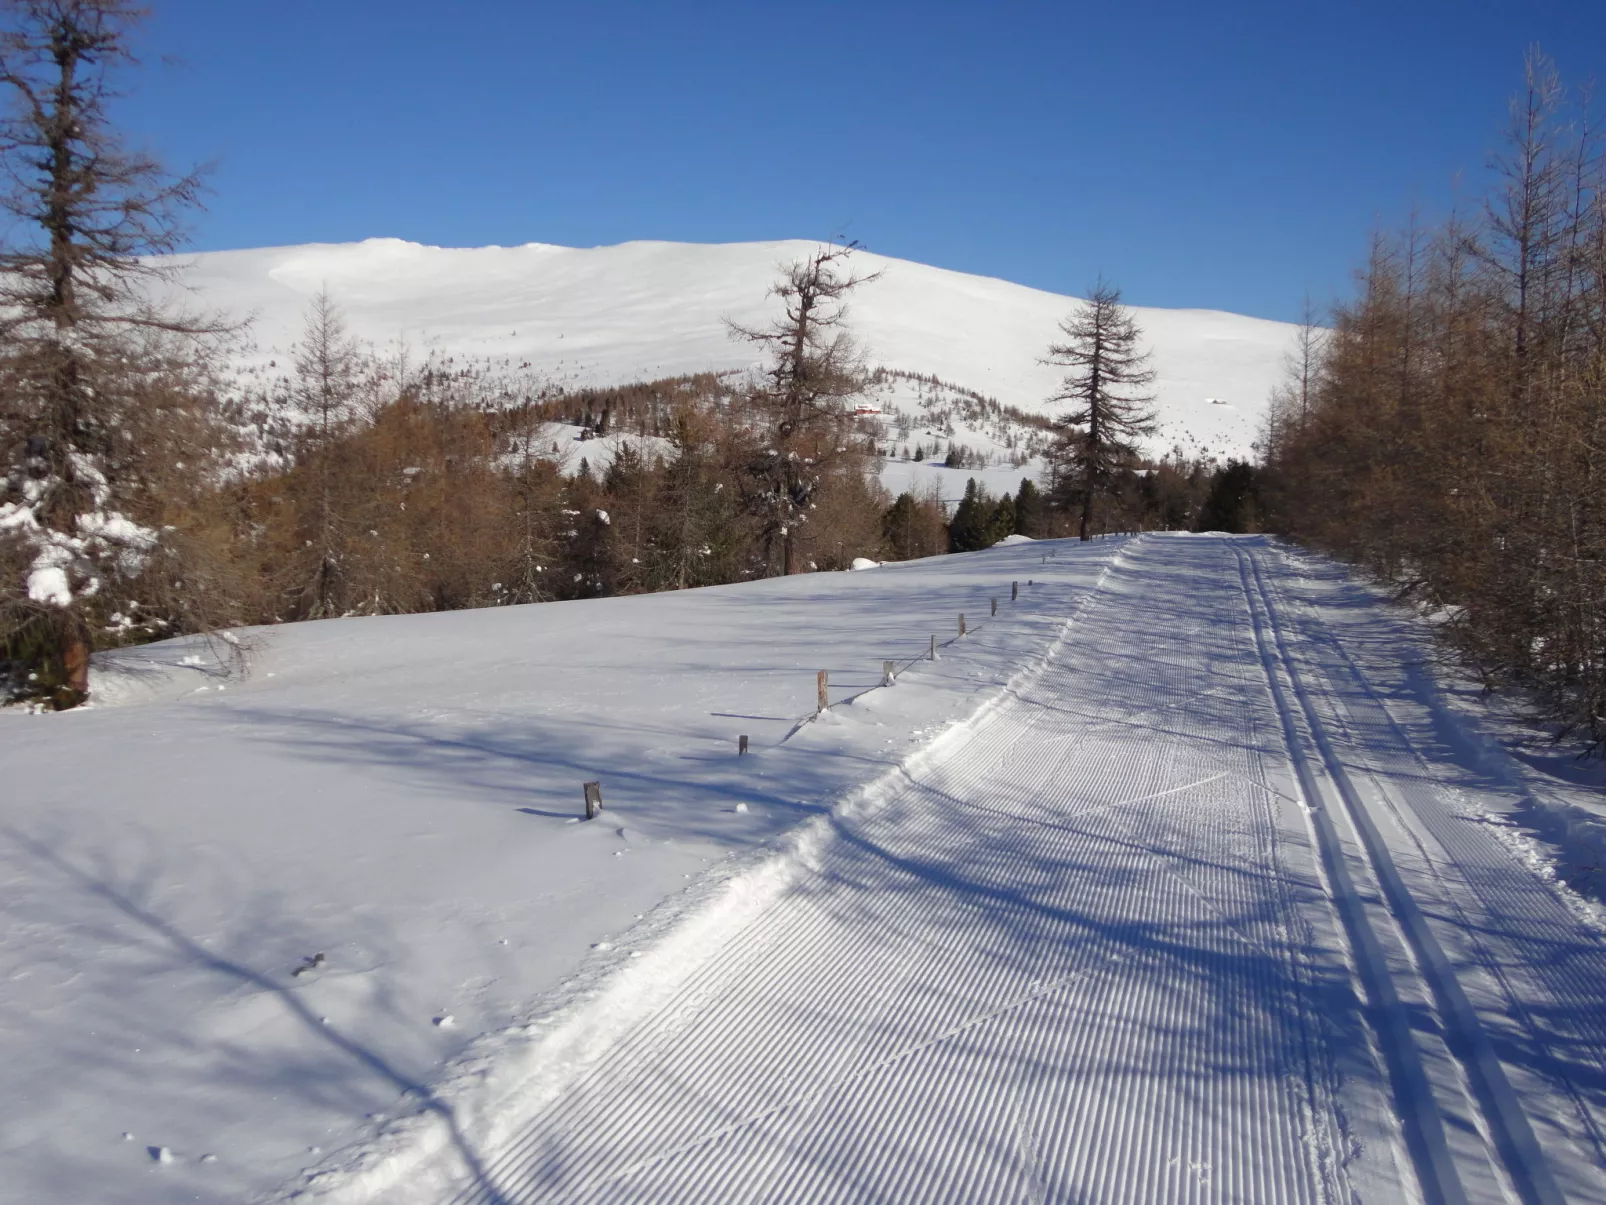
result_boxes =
[291,536,1606,1203]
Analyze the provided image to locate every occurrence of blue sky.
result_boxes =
[117,1,1603,323]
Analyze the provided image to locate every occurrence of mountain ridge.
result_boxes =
[166,236,1298,463]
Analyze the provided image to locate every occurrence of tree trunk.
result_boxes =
[57,621,90,709]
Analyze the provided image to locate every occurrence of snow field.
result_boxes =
[328,536,1414,1202]
[5,536,1602,1204]
[0,539,1107,1205]
[299,535,1606,1205]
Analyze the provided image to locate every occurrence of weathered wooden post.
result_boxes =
[882,660,896,686]
[930,634,937,661]
[1011,581,1019,601]
[583,780,603,820]
[817,670,829,714]
[991,598,998,617]
[958,614,966,637]
[738,734,749,756]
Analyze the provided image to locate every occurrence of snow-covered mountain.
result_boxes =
[170,238,1297,464]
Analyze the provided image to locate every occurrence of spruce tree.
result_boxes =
[1014,479,1045,537]
[948,478,989,552]
[988,493,1016,545]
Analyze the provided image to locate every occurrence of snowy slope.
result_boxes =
[170,239,1296,463]
[285,539,1606,1205]
[5,538,1605,1204]
[0,540,1103,1205]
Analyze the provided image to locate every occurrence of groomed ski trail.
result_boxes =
[357,535,1603,1205]
[1240,542,1606,1204]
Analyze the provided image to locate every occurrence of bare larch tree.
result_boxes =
[728,242,881,574]
[1044,278,1157,540]
[0,0,215,706]
[289,288,367,617]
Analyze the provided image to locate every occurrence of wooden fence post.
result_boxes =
[958,614,966,637]
[738,734,749,756]
[991,598,998,617]
[1011,581,1019,601]
[583,780,603,820]
[882,660,896,687]
[930,634,937,661]
[817,670,829,714]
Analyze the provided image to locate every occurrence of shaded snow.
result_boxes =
[0,538,1112,1205]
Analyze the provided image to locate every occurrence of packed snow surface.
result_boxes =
[4,538,1604,1203]
[170,238,1297,463]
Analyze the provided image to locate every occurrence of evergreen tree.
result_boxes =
[1194,461,1263,533]
[882,490,946,560]
[1014,479,1045,537]
[988,493,1016,545]
[651,408,741,589]
[948,478,990,552]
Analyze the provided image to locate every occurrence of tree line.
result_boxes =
[1264,49,1606,746]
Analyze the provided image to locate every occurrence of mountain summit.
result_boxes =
[172,238,1296,463]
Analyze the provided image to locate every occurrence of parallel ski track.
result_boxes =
[1239,542,1584,1205]
[1254,546,1606,1201]
[441,537,1373,1204]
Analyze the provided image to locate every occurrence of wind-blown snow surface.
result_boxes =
[5,538,1606,1204]
[170,238,1295,462]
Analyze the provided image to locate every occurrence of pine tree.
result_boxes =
[1043,279,1157,540]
